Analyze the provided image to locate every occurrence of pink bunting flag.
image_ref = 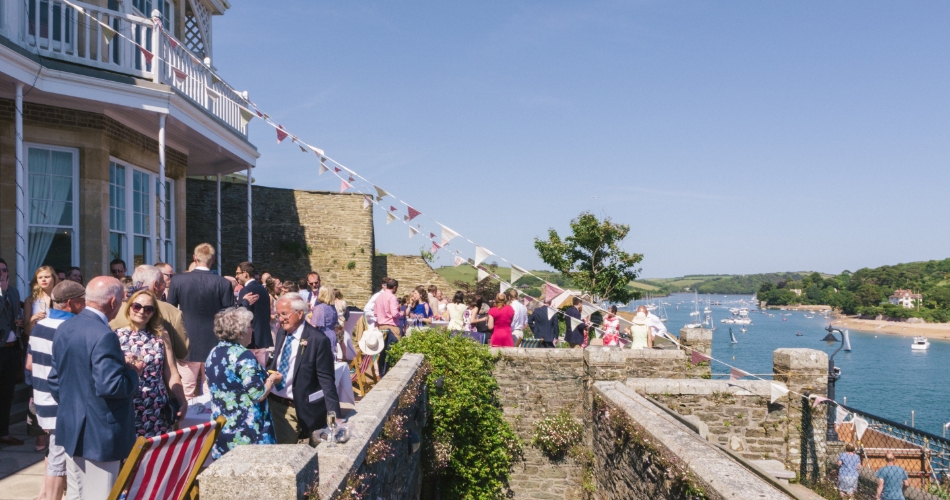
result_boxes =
[690,350,710,365]
[139,47,154,65]
[334,167,341,173]
[407,206,421,221]
[340,179,351,193]
[276,127,288,144]
[363,195,372,210]
[543,282,564,303]
[729,367,749,381]
[172,68,187,82]
[429,233,436,240]
[167,36,178,50]
[453,256,465,267]
[403,216,409,221]
[256,110,264,118]
[811,396,831,408]
[390,206,397,212]
[431,241,441,253]
[348,176,354,182]
[523,296,533,306]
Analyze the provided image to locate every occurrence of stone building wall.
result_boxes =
[372,254,454,295]
[186,180,376,305]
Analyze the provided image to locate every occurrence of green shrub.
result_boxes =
[532,410,583,458]
[388,328,522,499]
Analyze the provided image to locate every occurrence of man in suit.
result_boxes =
[564,297,587,348]
[235,261,269,367]
[528,299,559,348]
[0,258,24,446]
[48,277,143,500]
[267,292,340,445]
[110,265,189,361]
[167,243,235,397]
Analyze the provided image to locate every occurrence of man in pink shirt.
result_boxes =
[373,278,402,377]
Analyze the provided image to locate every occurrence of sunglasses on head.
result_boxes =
[130,303,156,315]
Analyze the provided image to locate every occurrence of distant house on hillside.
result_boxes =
[889,289,921,309]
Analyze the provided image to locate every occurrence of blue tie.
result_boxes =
[275,333,294,391]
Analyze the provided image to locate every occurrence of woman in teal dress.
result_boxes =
[205,307,283,459]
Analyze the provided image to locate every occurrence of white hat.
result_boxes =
[632,312,648,326]
[359,328,386,356]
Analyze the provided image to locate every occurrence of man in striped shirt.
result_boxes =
[28,280,84,500]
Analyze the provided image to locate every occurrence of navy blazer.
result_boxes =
[48,309,139,462]
[167,269,235,363]
[563,306,586,345]
[528,306,559,342]
[238,280,273,350]
[268,323,340,435]
[0,286,21,340]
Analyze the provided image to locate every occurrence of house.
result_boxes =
[888,289,921,309]
[0,0,258,291]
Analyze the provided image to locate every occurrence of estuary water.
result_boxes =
[627,293,950,436]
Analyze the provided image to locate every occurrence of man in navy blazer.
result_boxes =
[235,261,269,367]
[48,277,143,500]
[167,243,235,396]
[528,300,559,348]
[564,297,587,348]
[266,293,340,444]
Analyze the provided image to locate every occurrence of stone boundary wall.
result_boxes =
[628,378,790,462]
[197,353,426,500]
[592,381,792,500]
[372,254,453,294]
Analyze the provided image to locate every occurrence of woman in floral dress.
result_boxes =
[205,307,282,459]
[115,289,188,438]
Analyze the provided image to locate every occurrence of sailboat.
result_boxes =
[842,330,852,351]
[729,327,737,344]
[684,291,702,329]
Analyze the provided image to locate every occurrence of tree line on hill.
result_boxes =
[755,259,950,322]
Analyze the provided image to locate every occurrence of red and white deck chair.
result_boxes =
[107,416,226,500]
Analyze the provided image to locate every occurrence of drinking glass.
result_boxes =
[326,411,337,447]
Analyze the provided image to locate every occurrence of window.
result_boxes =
[109,163,127,262]
[27,146,79,276]
[132,170,151,267]
[110,159,175,269]
[156,179,175,268]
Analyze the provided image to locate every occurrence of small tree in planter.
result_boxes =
[532,410,583,459]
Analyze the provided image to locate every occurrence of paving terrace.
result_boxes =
[0,421,45,500]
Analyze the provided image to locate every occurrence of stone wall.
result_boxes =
[592,381,792,500]
[372,254,453,295]
[186,180,376,304]
[772,348,828,479]
[633,379,789,462]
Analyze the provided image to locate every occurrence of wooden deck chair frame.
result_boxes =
[107,416,226,500]
[351,351,379,398]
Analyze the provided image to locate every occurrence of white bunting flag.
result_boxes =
[477,268,489,282]
[454,256,465,267]
[374,186,389,201]
[853,417,869,440]
[386,212,396,225]
[511,265,527,284]
[769,383,789,404]
[580,303,598,319]
[568,316,583,331]
[440,226,459,246]
[309,145,325,156]
[363,195,372,210]
[500,282,511,293]
[409,226,419,238]
[546,307,556,321]
[835,406,849,424]
[318,162,329,175]
[475,246,493,266]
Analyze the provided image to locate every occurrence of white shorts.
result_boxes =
[47,430,66,477]
[512,329,524,340]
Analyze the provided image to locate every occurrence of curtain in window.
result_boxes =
[28,151,73,275]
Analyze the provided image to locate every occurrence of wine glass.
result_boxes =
[326,411,337,447]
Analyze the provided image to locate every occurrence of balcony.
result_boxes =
[16,0,249,139]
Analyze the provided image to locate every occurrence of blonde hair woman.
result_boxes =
[24,266,57,337]
[114,290,187,437]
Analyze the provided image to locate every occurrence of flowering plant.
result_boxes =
[532,410,583,458]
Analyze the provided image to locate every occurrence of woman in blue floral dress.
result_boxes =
[205,307,282,459]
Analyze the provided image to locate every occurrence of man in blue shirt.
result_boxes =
[876,452,909,500]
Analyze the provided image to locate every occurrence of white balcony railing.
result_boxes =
[17,0,248,138]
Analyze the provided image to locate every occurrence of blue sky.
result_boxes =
[214,1,950,278]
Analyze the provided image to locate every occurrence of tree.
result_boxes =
[534,212,643,303]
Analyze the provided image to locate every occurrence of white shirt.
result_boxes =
[195,266,210,271]
[510,300,528,331]
[86,306,109,326]
[272,322,304,399]
[364,291,382,326]
[646,312,667,338]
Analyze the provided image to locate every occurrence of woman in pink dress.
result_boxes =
[487,293,515,347]
[602,305,621,346]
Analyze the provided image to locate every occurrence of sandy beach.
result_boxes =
[766,304,832,311]
[830,317,950,340]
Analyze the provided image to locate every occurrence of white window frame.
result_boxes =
[110,157,176,268]
[158,177,176,268]
[25,143,80,275]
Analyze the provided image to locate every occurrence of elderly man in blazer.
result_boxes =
[528,299,559,348]
[110,264,189,360]
[267,292,340,445]
[235,261,269,367]
[167,243,235,397]
[48,277,143,500]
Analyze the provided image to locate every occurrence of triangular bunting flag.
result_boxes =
[318,163,329,175]
[429,233,436,240]
[374,186,390,200]
[811,396,831,408]
[309,146,325,156]
[729,367,748,381]
[454,256,465,267]
[477,268,488,282]
[256,109,264,118]
[390,206,397,212]
[298,144,307,153]
[546,306,556,321]
[139,47,154,65]
[340,179,352,193]
[691,350,711,365]
[276,127,288,144]
[409,227,419,238]
[523,296,533,306]
[568,316,583,331]
[334,167,341,173]
[431,241,441,254]
[500,282,511,293]
[770,383,790,404]
[404,215,409,221]
[386,212,396,224]
[167,35,177,49]
[474,246,493,266]
[363,195,372,210]
[348,176,354,182]
[835,405,849,423]
[580,303,597,319]
[240,108,254,127]
[102,26,116,44]
[173,68,188,82]
[511,265,527,283]
[440,226,459,246]
[407,206,421,221]
[853,417,868,439]
[544,282,564,303]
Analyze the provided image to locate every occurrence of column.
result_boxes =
[157,113,167,262]
[216,173,221,275]
[14,82,26,291]
[246,167,252,262]
[772,348,828,480]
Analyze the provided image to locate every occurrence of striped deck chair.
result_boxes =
[107,416,226,500]
[351,352,379,398]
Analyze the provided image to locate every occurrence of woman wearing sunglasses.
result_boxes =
[115,290,188,438]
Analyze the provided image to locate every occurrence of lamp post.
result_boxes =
[822,325,844,441]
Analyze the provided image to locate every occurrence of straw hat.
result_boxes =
[632,312,648,326]
[358,328,386,356]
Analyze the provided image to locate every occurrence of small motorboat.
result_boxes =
[911,337,930,350]
[796,332,803,336]
[740,327,747,333]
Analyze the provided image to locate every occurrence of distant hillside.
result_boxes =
[639,273,819,295]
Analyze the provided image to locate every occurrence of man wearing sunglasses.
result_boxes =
[109,259,126,279]
[109,265,189,362]
[302,272,321,310]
